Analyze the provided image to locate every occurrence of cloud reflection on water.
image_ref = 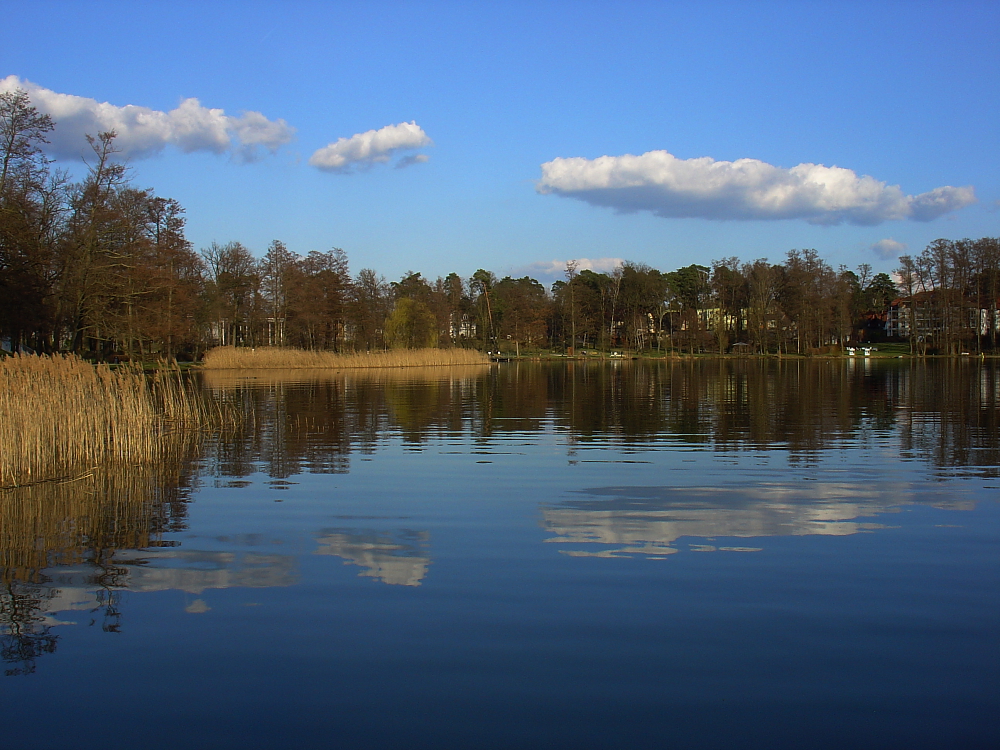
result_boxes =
[315,529,430,586]
[542,482,975,558]
[26,549,299,619]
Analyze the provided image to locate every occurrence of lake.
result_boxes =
[2,359,998,749]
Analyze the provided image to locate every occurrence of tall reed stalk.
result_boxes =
[0,354,204,488]
[200,346,490,370]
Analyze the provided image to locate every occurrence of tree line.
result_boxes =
[2,87,999,359]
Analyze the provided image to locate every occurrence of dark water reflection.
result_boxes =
[1,360,997,748]
[200,359,1000,476]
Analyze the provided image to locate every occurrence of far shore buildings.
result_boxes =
[885,292,1000,343]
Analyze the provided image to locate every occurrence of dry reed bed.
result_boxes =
[0,354,204,488]
[201,346,490,370]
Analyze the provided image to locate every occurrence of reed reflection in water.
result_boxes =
[0,459,196,675]
[0,463,300,675]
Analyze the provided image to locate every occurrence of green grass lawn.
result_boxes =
[864,342,910,357]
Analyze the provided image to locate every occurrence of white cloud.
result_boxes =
[0,75,294,161]
[537,149,976,226]
[515,257,624,281]
[871,238,907,259]
[309,121,432,173]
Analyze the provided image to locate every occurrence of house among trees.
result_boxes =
[887,291,1000,353]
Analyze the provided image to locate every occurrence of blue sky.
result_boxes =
[4,1,998,283]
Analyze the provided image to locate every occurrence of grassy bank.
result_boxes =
[0,354,205,489]
[200,346,490,370]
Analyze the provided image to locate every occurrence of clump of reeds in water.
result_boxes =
[0,353,205,488]
[200,346,490,370]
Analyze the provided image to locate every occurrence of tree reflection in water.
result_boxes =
[199,359,1000,478]
[1,581,58,676]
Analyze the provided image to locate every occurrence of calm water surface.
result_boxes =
[2,360,998,749]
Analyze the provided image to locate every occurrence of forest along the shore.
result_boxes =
[2,86,1000,361]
